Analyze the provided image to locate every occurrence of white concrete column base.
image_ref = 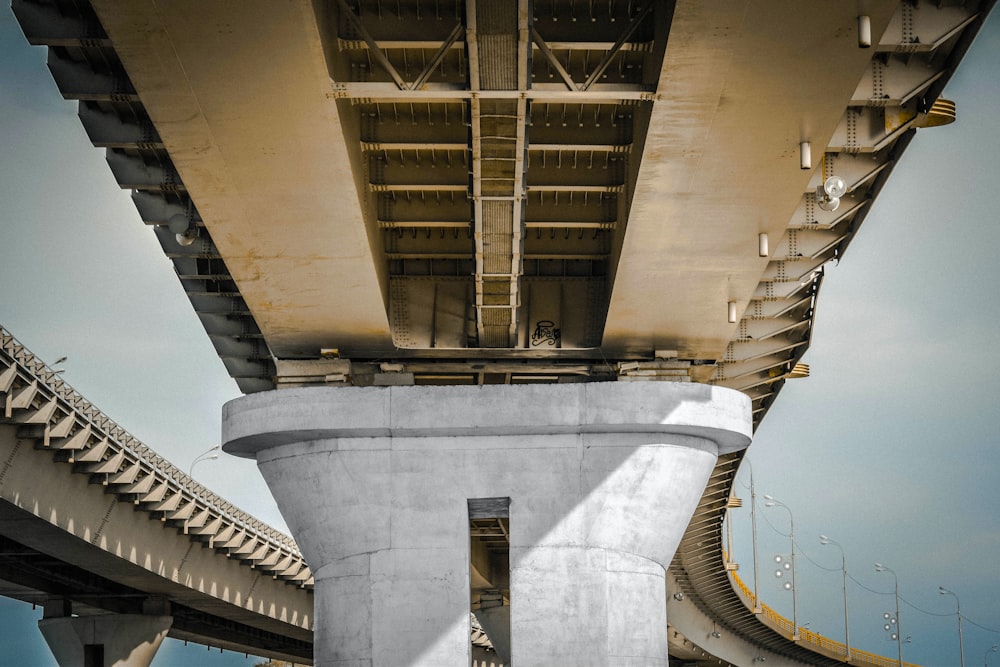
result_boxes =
[38,614,172,667]
[223,382,751,667]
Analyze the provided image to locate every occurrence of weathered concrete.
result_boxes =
[38,614,171,667]
[224,382,751,667]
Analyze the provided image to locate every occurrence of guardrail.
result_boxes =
[727,559,918,667]
[0,324,312,587]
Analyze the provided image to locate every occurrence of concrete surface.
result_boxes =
[223,382,751,666]
[38,614,172,667]
[0,424,312,655]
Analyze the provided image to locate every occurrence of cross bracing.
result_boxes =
[15,0,989,429]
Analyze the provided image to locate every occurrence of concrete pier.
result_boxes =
[38,614,171,667]
[223,382,751,667]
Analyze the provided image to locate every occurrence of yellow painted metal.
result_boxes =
[920,98,958,127]
[726,561,922,667]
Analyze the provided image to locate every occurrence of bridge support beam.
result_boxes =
[38,613,172,667]
[223,382,751,667]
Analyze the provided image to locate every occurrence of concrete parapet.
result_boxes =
[223,382,751,666]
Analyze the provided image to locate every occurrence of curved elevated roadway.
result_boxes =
[0,326,313,664]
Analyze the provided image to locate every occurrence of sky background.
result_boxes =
[1,4,999,666]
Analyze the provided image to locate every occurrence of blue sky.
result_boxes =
[2,4,999,666]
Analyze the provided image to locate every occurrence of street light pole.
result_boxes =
[747,460,762,613]
[820,534,850,661]
[940,586,966,667]
[765,495,798,640]
[984,643,997,667]
[875,563,903,667]
[189,445,220,478]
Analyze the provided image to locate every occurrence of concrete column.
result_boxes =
[223,382,750,667]
[38,614,172,667]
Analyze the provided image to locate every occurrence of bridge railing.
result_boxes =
[727,560,918,667]
[0,324,311,587]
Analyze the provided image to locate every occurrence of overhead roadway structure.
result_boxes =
[12,0,995,665]
[11,0,988,424]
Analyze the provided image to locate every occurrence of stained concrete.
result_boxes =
[223,382,751,667]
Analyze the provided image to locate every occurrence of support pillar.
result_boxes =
[223,382,750,667]
[38,612,171,667]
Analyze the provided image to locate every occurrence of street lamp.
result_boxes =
[744,459,762,614]
[189,445,220,478]
[820,534,851,660]
[984,643,997,667]
[875,562,903,667]
[939,586,966,667]
[764,494,798,640]
[50,356,67,376]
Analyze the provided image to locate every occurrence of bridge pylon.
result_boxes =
[38,598,172,667]
[223,382,751,666]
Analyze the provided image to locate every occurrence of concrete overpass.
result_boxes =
[0,325,313,664]
[11,0,994,665]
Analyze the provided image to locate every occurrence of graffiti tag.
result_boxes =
[531,320,561,347]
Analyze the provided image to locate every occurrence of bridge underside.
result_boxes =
[12,0,995,665]
[15,0,986,428]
